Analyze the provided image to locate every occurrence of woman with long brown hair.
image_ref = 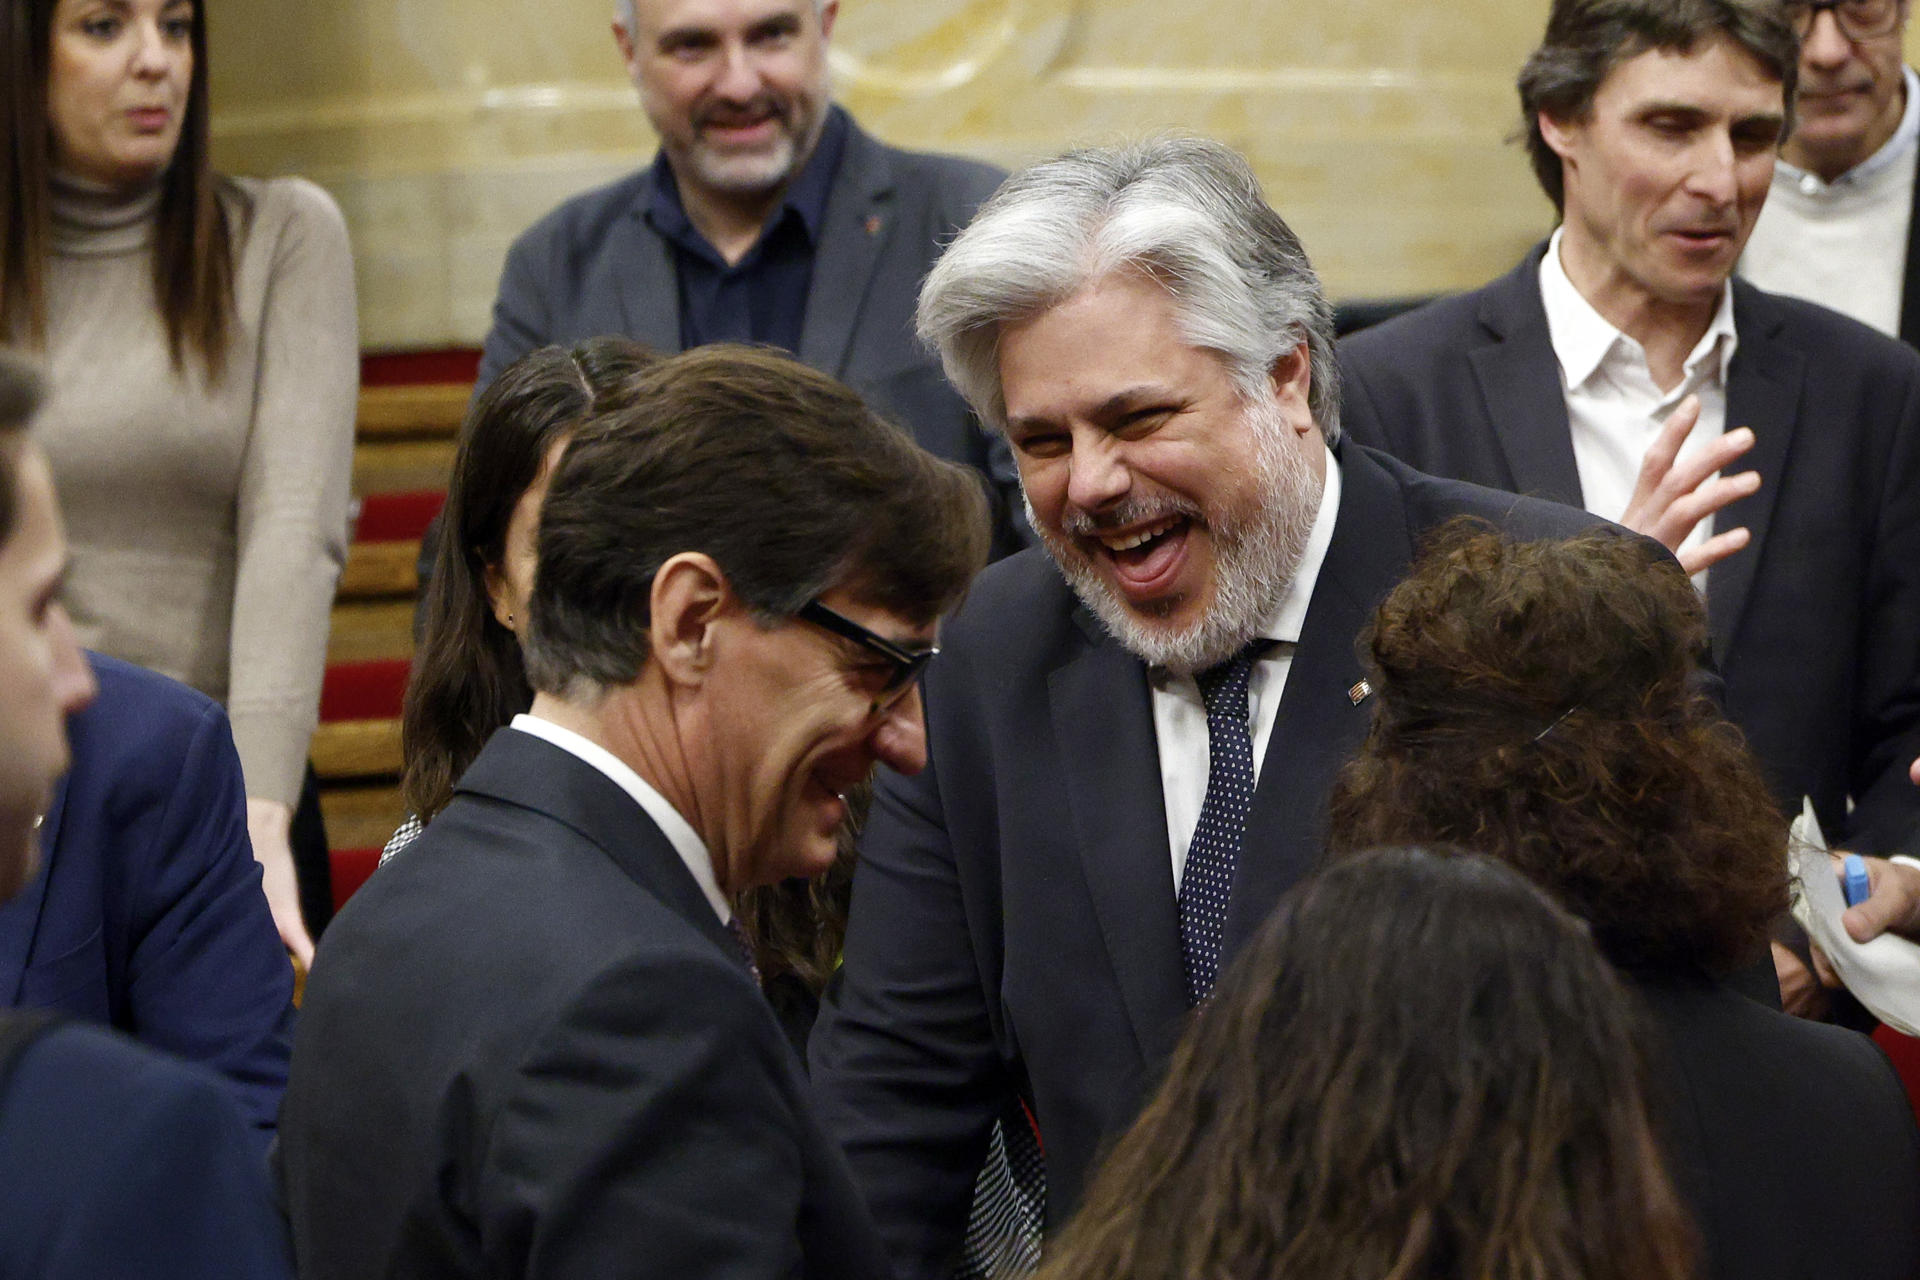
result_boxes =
[1328,524,1920,1280]
[1037,845,1697,1280]
[1,0,356,963]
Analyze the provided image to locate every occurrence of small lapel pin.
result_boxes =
[864,214,883,237]
[1348,680,1371,706]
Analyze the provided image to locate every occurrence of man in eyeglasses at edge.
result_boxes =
[1741,0,1918,344]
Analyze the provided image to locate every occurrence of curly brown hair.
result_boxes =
[1034,846,1698,1280]
[1327,523,1789,975]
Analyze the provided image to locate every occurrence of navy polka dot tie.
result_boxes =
[726,915,763,986]
[1178,641,1268,1006]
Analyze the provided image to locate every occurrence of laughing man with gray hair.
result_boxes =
[806,135,1605,1279]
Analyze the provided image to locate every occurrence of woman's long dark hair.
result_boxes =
[1037,847,1698,1280]
[1,0,245,378]
[400,339,656,822]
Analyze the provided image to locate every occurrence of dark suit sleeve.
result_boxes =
[1847,364,1920,854]
[477,951,830,1279]
[478,228,554,391]
[0,1026,293,1280]
[117,697,295,1142]
[810,752,1010,1280]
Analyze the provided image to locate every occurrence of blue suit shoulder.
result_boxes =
[72,651,228,753]
[0,1021,292,1279]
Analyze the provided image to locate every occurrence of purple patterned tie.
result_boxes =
[1178,641,1268,1005]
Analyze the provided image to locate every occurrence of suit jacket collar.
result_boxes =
[1469,244,1584,506]
[610,111,891,374]
[611,178,683,354]
[455,729,740,963]
[797,117,895,377]
[1903,133,1920,347]
[1714,280,1804,657]
[1046,444,1397,1065]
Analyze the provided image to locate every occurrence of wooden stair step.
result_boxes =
[319,782,407,857]
[327,599,416,665]
[356,383,471,440]
[353,438,458,496]
[312,717,402,780]
[340,540,419,600]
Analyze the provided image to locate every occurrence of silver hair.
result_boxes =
[915,136,1341,444]
[615,0,827,29]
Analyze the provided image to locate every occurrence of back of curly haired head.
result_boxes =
[1035,846,1697,1280]
[1328,524,1790,975]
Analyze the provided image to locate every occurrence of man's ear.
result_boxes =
[1268,340,1316,438]
[1538,110,1581,162]
[818,0,839,41]
[612,18,641,80]
[648,552,733,688]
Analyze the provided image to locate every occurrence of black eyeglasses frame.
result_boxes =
[796,599,939,713]
[1786,0,1903,41]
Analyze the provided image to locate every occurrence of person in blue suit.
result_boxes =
[0,650,296,1144]
[0,350,292,1278]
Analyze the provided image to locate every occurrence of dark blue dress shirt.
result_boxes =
[645,106,851,355]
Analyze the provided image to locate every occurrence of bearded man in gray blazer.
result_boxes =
[484,0,1024,552]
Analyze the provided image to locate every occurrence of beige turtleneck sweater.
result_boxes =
[38,173,357,807]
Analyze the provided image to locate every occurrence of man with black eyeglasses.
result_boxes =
[1742,0,1918,343]
[277,345,990,1280]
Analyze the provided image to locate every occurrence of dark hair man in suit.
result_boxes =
[277,345,991,1280]
[1335,0,1920,1007]
[479,0,1026,553]
[0,351,292,1279]
[806,136,1605,1279]
[1742,0,1917,343]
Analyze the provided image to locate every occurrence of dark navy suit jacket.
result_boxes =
[0,654,295,1141]
[810,443,1605,1277]
[0,1020,292,1278]
[280,729,891,1280]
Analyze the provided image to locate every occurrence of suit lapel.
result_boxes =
[1902,165,1920,348]
[798,122,893,378]
[0,777,68,1004]
[1711,284,1803,659]
[457,730,738,960]
[1047,618,1189,1064]
[1471,250,1584,506]
[611,172,685,355]
[1222,446,1409,959]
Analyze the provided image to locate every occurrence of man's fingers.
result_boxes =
[1638,394,1702,485]
[1662,469,1762,533]
[1841,858,1920,944]
[1657,426,1756,501]
[1675,525,1750,574]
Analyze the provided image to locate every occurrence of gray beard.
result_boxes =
[1031,401,1322,677]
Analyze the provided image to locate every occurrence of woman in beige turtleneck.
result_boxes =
[0,0,357,965]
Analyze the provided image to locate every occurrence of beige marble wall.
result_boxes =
[207,1,1920,350]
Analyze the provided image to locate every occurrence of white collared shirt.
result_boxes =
[1154,444,1342,892]
[510,712,730,924]
[1539,227,1737,575]
[1742,66,1919,337]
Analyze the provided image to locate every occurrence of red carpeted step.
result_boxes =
[332,847,383,912]
[355,490,445,544]
[361,348,481,387]
[320,659,411,723]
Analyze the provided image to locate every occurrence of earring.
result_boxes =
[506,611,516,626]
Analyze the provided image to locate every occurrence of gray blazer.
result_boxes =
[480,113,1025,553]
